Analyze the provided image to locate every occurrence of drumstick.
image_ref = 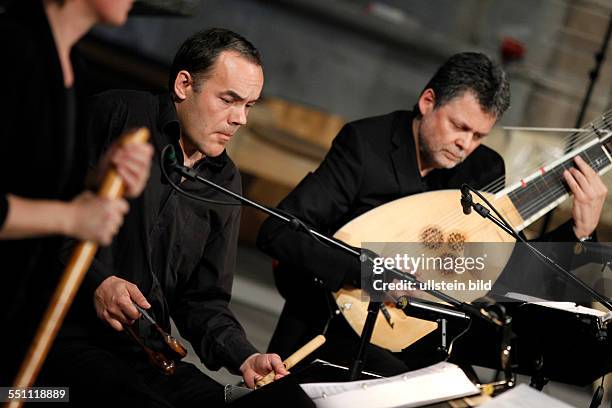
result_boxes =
[7,128,150,408]
[255,335,326,388]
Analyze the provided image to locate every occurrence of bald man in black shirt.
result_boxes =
[44,29,287,407]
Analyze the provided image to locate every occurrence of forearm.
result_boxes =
[174,301,258,373]
[0,194,74,239]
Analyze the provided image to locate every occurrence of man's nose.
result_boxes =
[230,106,247,126]
[456,132,476,152]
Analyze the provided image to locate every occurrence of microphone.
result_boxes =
[460,184,472,215]
[162,144,197,181]
[164,144,179,170]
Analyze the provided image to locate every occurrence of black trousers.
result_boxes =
[38,338,225,408]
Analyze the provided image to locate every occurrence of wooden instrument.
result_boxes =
[255,335,326,388]
[125,325,175,376]
[133,303,188,358]
[333,117,612,352]
[7,128,150,408]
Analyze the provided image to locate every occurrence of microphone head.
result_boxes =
[164,144,178,167]
[460,185,472,215]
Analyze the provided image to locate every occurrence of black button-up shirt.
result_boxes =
[63,90,257,373]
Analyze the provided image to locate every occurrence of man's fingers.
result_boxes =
[274,372,288,380]
[244,371,256,389]
[270,354,288,375]
[103,311,124,331]
[109,303,133,323]
[108,319,124,331]
[569,168,593,199]
[563,169,583,197]
[574,156,597,177]
[127,284,151,309]
[117,295,141,320]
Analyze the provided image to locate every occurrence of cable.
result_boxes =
[463,183,612,310]
[159,145,336,248]
[272,206,331,248]
[445,319,472,361]
[463,184,515,232]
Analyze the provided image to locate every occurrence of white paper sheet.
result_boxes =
[300,362,479,408]
[505,292,611,320]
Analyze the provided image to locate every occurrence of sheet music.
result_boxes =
[532,302,609,318]
[478,384,576,408]
[300,362,479,408]
[505,292,610,320]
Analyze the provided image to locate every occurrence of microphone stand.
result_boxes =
[164,148,509,381]
[461,184,612,312]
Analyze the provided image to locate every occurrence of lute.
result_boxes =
[332,113,612,352]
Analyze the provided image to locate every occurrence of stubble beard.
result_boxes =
[418,131,462,170]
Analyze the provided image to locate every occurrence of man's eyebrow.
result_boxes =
[455,118,488,137]
[222,90,245,101]
[221,90,260,103]
[452,118,470,129]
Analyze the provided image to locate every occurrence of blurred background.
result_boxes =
[7,0,612,405]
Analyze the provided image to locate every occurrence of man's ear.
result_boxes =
[173,70,193,101]
[418,88,436,116]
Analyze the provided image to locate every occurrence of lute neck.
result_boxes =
[498,129,612,231]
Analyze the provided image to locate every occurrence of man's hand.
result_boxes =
[97,141,154,198]
[94,276,151,331]
[239,353,289,389]
[563,156,608,238]
[66,191,129,245]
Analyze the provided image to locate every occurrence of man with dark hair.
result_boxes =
[168,27,262,93]
[418,52,509,118]
[257,52,607,375]
[43,28,286,407]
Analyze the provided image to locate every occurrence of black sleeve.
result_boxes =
[172,198,258,373]
[0,26,35,229]
[537,219,592,243]
[257,124,364,291]
[533,219,601,270]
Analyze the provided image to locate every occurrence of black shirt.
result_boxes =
[0,0,84,382]
[62,90,258,373]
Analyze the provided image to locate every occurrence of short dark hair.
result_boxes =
[169,28,262,92]
[419,52,510,118]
